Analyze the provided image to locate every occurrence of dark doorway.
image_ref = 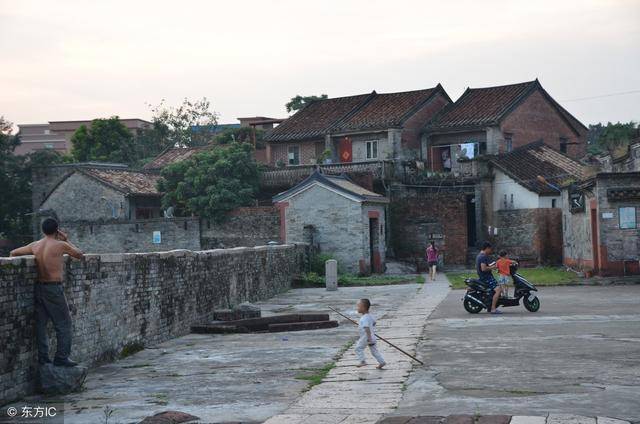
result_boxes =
[369,217,380,274]
[590,208,599,272]
[466,195,477,247]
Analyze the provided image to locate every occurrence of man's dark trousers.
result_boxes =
[34,283,72,363]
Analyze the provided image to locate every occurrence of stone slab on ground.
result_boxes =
[264,275,451,424]
[509,417,547,424]
[4,284,422,424]
[38,363,88,395]
[379,418,631,424]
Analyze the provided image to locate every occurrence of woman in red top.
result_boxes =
[426,241,438,281]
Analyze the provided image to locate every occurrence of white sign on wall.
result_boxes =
[152,231,161,244]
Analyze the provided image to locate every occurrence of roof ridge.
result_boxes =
[466,79,538,91]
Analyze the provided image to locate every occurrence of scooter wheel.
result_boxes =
[523,295,540,312]
[463,298,483,314]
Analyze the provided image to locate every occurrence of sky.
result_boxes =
[1,0,639,129]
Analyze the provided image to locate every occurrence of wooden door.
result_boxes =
[338,137,352,163]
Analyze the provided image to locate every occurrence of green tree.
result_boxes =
[147,97,219,149]
[157,142,260,222]
[285,94,328,113]
[0,118,68,251]
[70,116,136,164]
[214,127,266,148]
[588,121,638,154]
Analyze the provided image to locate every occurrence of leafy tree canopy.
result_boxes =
[214,127,266,148]
[285,94,328,113]
[70,116,136,164]
[157,142,260,222]
[587,121,638,155]
[0,117,68,250]
[147,97,219,149]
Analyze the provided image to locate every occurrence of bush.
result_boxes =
[310,253,338,276]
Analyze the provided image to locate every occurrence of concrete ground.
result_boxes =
[14,283,422,424]
[393,285,640,423]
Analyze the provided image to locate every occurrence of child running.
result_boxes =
[495,250,516,298]
[355,298,386,369]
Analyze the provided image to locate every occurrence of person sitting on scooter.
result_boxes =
[476,241,502,314]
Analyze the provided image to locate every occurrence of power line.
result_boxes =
[561,89,640,103]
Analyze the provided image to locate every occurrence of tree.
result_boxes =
[588,121,638,154]
[214,127,266,148]
[147,97,219,149]
[70,117,136,164]
[157,142,260,222]
[285,94,328,113]
[0,118,69,252]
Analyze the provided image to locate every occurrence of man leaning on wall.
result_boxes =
[10,218,84,367]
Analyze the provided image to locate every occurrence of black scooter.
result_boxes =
[462,263,540,313]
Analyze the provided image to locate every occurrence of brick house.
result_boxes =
[484,142,588,264]
[423,80,588,175]
[562,172,640,276]
[273,171,389,274]
[264,86,451,167]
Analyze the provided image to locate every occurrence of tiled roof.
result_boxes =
[490,141,586,195]
[273,171,388,203]
[80,168,161,196]
[265,93,374,142]
[143,146,210,170]
[428,81,537,131]
[333,87,444,132]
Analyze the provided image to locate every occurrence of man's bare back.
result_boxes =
[11,230,84,281]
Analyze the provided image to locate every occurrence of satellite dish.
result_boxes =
[164,206,174,218]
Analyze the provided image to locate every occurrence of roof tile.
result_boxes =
[490,141,586,194]
[81,168,161,196]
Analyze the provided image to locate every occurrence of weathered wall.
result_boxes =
[280,184,381,274]
[490,208,563,265]
[63,217,201,253]
[200,207,280,249]
[401,92,451,159]
[500,89,587,159]
[268,140,324,166]
[0,244,308,404]
[41,172,129,222]
[389,185,469,267]
[594,173,640,275]
[562,189,594,270]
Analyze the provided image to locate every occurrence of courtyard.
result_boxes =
[393,285,640,422]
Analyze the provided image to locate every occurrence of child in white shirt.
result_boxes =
[355,298,386,369]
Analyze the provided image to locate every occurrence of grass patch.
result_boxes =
[119,341,144,359]
[445,267,579,289]
[295,362,336,390]
[295,272,420,288]
[121,363,152,369]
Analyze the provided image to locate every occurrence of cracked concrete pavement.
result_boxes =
[392,285,640,422]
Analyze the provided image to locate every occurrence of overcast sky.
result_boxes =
[1,0,639,128]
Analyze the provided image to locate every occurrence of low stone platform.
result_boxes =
[191,313,338,333]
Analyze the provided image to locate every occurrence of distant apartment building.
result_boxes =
[15,118,151,155]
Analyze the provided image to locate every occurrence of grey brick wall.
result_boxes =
[63,217,201,253]
[0,244,308,404]
[200,207,280,249]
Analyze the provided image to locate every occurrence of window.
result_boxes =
[509,194,514,209]
[504,134,513,152]
[43,129,50,135]
[288,146,300,165]
[619,207,637,229]
[44,143,54,149]
[560,137,568,154]
[503,194,508,209]
[551,199,557,208]
[366,141,378,159]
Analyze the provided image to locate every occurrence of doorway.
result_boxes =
[466,195,477,247]
[369,217,380,274]
[590,208,599,272]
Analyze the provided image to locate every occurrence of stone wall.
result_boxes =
[0,244,308,404]
[388,185,469,267]
[63,217,201,254]
[490,208,563,265]
[200,207,280,249]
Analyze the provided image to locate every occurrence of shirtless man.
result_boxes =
[10,218,84,366]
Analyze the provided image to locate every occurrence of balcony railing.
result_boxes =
[260,160,394,188]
